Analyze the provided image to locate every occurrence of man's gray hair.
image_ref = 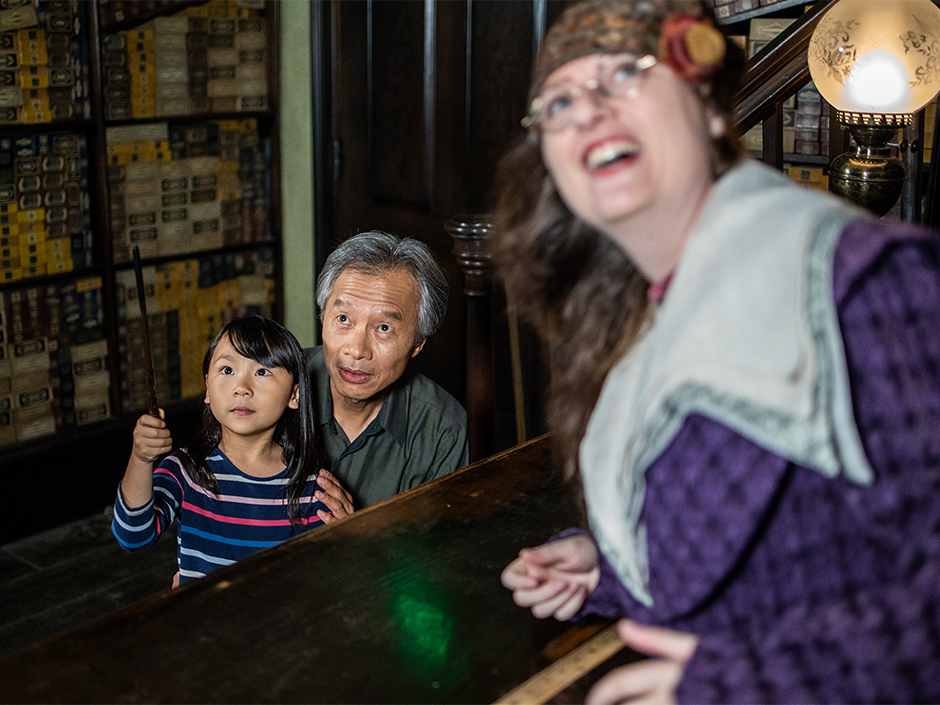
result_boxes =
[316,230,449,346]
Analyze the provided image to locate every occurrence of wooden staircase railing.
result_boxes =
[735,0,836,134]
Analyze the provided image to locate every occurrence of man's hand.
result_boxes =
[315,469,354,523]
[585,620,698,705]
[500,534,601,620]
[131,411,172,465]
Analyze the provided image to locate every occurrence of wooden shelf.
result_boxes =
[749,150,831,166]
[716,0,816,26]
[0,266,105,292]
[103,109,276,128]
[112,239,280,271]
[98,0,209,33]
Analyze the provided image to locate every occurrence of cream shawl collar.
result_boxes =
[580,160,874,606]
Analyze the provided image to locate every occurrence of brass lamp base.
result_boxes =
[829,121,906,217]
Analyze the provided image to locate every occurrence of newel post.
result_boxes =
[446,214,495,463]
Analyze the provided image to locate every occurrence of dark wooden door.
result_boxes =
[314,0,566,424]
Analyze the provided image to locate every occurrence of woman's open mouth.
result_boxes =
[585,139,640,171]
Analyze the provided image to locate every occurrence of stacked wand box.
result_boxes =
[114,246,275,414]
[0,0,90,125]
[0,130,92,284]
[706,0,794,21]
[104,0,266,120]
[743,18,795,153]
[107,118,269,265]
[743,17,831,164]
[0,275,109,448]
[792,84,830,157]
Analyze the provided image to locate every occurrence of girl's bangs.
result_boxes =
[227,323,293,372]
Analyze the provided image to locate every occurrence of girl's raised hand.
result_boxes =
[501,533,601,620]
[131,411,172,465]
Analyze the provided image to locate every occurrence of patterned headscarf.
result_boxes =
[529,0,727,104]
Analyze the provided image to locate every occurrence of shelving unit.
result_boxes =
[0,0,281,541]
[0,1,101,450]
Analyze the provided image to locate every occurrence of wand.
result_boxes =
[132,245,160,418]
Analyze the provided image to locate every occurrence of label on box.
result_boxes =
[235,30,264,51]
[15,411,55,440]
[161,192,187,207]
[162,207,187,223]
[129,226,157,243]
[73,398,107,424]
[74,369,109,394]
[0,85,21,107]
[16,384,51,407]
[11,336,47,373]
[0,5,37,33]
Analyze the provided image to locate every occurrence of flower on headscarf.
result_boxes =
[658,14,727,84]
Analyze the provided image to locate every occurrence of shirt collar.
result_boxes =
[371,373,410,447]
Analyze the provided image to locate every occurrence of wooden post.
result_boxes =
[447,214,495,463]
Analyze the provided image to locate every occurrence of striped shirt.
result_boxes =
[112,448,327,583]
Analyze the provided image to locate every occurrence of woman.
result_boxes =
[496,1,940,703]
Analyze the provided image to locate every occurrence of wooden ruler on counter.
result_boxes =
[493,623,625,704]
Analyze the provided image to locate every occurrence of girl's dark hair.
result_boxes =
[492,11,745,481]
[181,315,319,523]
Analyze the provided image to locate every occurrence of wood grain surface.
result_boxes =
[0,435,629,704]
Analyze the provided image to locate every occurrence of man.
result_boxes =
[307,231,469,518]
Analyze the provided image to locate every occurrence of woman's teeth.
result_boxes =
[586,141,638,170]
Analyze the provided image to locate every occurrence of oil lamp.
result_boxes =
[808,0,940,215]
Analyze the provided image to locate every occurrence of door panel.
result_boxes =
[372,1,430,206]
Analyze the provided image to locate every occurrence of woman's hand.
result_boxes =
[500,534,601,620]
[585,620,698,705]
[315,469,355,523]
[131,411,172,465]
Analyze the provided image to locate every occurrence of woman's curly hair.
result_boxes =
[491,0,745,481]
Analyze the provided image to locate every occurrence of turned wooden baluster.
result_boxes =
[447,214,496,463]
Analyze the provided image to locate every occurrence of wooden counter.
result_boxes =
[0,435,621,704]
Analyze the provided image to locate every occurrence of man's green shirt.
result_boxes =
[305,346,469,509]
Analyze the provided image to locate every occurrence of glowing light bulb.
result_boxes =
[845,50,912,112]
[808,0,940,117]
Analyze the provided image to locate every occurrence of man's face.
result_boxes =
[321,268,425,409]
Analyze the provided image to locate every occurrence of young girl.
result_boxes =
[112,316,330,584]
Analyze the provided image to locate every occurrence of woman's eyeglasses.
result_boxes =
[522,54,657,132]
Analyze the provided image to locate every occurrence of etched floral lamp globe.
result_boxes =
[808,0,940,216]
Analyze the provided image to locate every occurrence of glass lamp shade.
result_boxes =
[808,0,940,123]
